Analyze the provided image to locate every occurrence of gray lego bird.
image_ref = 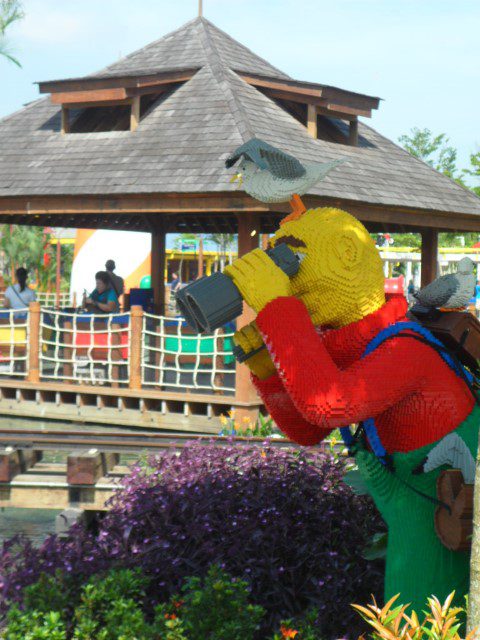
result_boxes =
[414,257,476,310]
[226,138,344,215]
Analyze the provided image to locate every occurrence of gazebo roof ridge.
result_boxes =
[87,16,290,82]
[196,18,256,144]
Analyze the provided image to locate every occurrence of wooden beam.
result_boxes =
[316,105,357,121]
[325,102,371,118]
[198,235,204,278]
[1,193,480,233]
[239,73,379,114]
[349,118,359,146]
[130,95,140,132]
[65,98,133,110]
[239,73,323,97]
[260,88,370,118]
[39,69,199,94]
[235,212,260,419]
[307,104,317,138]
[151,225,166,314]
[421,228,439,287]
[61,106,69,134]
[51,87,128,105]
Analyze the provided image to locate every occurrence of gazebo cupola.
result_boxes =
[38,68,199,134]
[238,73,380,145]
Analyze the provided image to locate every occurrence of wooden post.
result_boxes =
[130,96,140,132]
[307,104,317,138]
[67,450,119,485]
[421,228,439,288]
[349,118,359,146]
[129,305,143,390]
[55,239,61,309]
[27,301,41,383]
[63,319,73,380]
[110,321,121,389]
[234,213,261,423]
[61,106,69,134]
[198,235,204,278]
[151,226,166,314]
[0,448,41,482]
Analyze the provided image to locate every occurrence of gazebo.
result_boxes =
[0,16,479,430]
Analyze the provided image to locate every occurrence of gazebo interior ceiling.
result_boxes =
[0,211,468,236]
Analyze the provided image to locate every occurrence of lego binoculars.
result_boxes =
[176,243,300,335]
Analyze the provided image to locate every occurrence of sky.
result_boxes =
[1,0,479,173]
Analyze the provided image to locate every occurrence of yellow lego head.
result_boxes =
[271,207,385,327]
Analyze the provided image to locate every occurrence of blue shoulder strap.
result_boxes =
[339,321,473,464]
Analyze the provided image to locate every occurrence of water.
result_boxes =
[0,508,59,546]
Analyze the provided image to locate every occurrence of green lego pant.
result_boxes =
[356,405,480,613]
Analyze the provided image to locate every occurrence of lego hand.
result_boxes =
[224,249,291,313]
[234,321,276,380]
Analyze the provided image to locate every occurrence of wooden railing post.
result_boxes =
[27,301,41,383]
[129,305,143,390]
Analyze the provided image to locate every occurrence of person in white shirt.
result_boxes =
[4,268,36,311]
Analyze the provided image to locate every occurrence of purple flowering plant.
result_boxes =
[0,442,384,638]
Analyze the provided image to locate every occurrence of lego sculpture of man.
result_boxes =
[227,207,478,612]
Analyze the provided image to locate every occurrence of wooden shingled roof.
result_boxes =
[0,16,480,233]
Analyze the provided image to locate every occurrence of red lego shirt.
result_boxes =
[254,296,474,451]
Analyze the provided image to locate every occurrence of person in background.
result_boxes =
[4,267,36,310]
[85,271,119,313]
[170,272,181,294]
[407,279,416,306]
[105,260,124,299]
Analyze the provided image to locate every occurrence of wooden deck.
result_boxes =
[0,379,259,433]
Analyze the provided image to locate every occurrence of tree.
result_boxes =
[206,234,235,256]
[0,0,24,67]
[0,226,72,291]
[398,127,462,181]
[463,151,480,197]
[398,130,480,248]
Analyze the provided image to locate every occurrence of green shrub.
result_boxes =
[156,564,265,640]
[4,607,67,640]
[3,565,265,640]
[270,608,323,639]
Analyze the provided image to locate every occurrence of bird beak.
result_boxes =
[230,172,243,188]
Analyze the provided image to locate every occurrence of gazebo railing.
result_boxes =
[0,304,236,394]
[140,312,235,393]
[35,292,74,307]
[0,291,73,308]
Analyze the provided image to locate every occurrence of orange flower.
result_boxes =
[164,613,177,620]
[261,450,267,458]
[172,599,184,609]
[280,625,298,638]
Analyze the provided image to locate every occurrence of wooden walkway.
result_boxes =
[0,431,314,511]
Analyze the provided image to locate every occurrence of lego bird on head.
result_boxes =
[226,137,344,220]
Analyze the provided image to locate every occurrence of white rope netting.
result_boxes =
[39,309,130,385]
[141,314,235,393]
[0,308,29,377]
